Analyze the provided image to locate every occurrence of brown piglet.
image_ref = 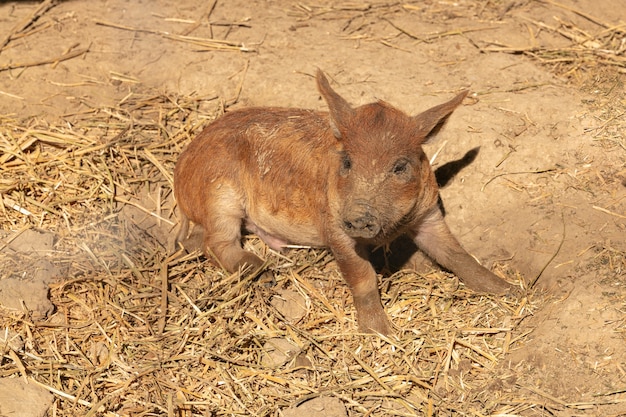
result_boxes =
[174,70,512,335]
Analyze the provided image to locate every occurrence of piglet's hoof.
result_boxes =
[354,295,393,336]
[469,276,514,295]
[358,313,393,336]
[234,255,276,287]
[466,273,515,295]
[450,257,515,295]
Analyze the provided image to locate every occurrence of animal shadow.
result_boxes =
[434,147,480,188]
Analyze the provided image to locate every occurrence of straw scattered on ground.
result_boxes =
[1,1,625,416]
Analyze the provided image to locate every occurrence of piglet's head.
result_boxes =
[316,70,468,242]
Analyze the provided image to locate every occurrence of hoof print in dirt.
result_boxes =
[283,396,347,417]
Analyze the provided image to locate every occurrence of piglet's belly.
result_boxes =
[244,218,324,251]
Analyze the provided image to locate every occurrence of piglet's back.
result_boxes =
[174,107,337,238]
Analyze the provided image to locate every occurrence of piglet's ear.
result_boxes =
[413,90,468,144]
[317,70,355,140]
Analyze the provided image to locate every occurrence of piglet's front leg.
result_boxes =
[414,208,512,294]
[330,237,392,335]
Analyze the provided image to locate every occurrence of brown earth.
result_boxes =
[0,1,625,416]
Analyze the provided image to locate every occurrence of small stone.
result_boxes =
[261,337,300,368]
[271,288,307,322]
[293,353,313,368]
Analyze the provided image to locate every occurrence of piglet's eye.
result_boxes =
[392,159,408,175]
[342,155,352,171]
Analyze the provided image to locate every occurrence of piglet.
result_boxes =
[174,70,512,335]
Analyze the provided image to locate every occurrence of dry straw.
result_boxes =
[478,0,626,75]
[1,1,624,416]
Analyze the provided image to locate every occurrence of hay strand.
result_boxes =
[0,0,57,51]
[94,20,255,52]
[0,47,89,73]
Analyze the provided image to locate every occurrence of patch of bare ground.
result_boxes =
[0,0,625,416]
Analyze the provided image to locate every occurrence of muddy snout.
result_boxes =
[342,202,381,239]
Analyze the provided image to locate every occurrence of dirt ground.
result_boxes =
[1,0,625,416]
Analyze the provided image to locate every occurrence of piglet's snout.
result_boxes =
[342,202,381,239]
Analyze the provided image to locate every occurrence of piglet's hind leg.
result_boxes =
[201,188,265,274]
[414,208,512,294]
